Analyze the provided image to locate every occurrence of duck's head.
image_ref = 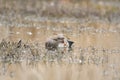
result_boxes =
[57,34,65,43]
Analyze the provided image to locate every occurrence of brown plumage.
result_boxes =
[45,39,58,51]
[45,34,74,51]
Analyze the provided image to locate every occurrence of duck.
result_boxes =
[45,34,74,52]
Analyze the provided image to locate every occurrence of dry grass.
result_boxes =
[0,40,120,80]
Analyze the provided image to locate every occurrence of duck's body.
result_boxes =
[45,34,74,52]
[45,39,58,51]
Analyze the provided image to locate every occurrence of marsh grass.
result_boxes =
[0,40,119,80]
[0,39,119,64]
